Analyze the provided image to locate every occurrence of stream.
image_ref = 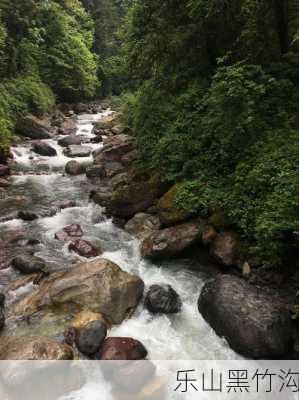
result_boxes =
[0,108,237,361]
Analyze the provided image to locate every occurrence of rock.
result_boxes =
[0,164,10,177]
[210,232,240,267]
[93,115,118,131]
[242,261,251,278]
[92,172,165,219]
[104,161,125,178]
[63,145,92,158]
[14,259,144,324]
[94,134,135,164]
[144,284,182,314]
[58,135,86,147]
[141,222,200,259]
[58,200,77,210]
[0,337,74,360]
[17,115,52,139]
[90,136,103,144]
[31,141,57,157]
[198,275,293,359]
[0,294,5,330]
[0,178,10,187]
[201,224,217,245]
[65,160,86,175]
[69,311,109,330]
[113,376,166,400]
[157,184,191,225]
[125,213,161,239]
[86,165,105,179]
[68,239,101,258]
[18,211,39,221]
[74,103,91,114]
[58,118,77,135]
[121,149,138,166]
[75,320,107,356]
[113,361,157,394]
[111,124,125,135]
[98,338,148,360]
[11,255,47,274]
[55,224,83,241]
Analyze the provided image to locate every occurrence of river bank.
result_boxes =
[0,102,297,363]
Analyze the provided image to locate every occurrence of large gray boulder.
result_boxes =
[198,275,293,359]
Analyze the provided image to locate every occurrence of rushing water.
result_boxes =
[0,109,237,361]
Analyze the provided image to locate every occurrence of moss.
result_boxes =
[157,184,192,225]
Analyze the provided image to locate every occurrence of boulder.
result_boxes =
[65,160,86,175]
[198,275,293,359]
[144,284,182,314]
[55,224,83,241]
[18,211,39,221]
[0,337,74,360]
[58,135,86,147]
[93,115,119,131]
[94,134,135,164]
[141,222,200,259]
[92,173,165,219]
[111,124,125,135]
[69,311,109,330]
[157,184,191,225]
[58,118,77,136]
[31,141,57,157]
[86,165,105,179]
[11,255,47,274]
[0,178,9,188]
[90,135,103,144]
[14,259,144,324]
[68,239,101,258]
[17,115,52,139]
[125,213,161,239]
[201,224,217,245]
[75,320,107,356]
[210,232,240,267]
[98,338,148,360]
[63,145,92,158]
[0,164,10,177]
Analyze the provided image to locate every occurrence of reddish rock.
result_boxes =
[68,239,100,258]
[55,224,83,241]
[210,232,240,267]
[98,337,148,360]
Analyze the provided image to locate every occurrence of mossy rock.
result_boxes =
[157,184,191,225]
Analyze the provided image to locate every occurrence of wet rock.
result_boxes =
[14,259,144,324]
[198,275,293,359]
[111,124,125,135]
[58,200,77,210]
[31,141,57,157]
[210,232,240,267]
[98,338,148,360]
[104,161,125,178]
[157,184,191,226]
[144,284,182,314]
[90,136,103,144]
[94,134,135,164]
[86,165,105,179]
[63,145,92,158]
[69,311,109,330]
[0,164,10,177]
[0,178,10,187]
[65,160,86,175]
[18,211,39,221]
[55,224,83,241]
[0,337,74,360]
[125,213,161,240]
[58,118,77,136]
[11,255,47,274]
[121,149,138,166]
[93,115,118,131]
[141,222,200,259]
[201,224,217,245]
[17,115,53,139]
[113,361,157,394]
[58,135,86,147]
[68,239,101,258]
[75,320,107,356]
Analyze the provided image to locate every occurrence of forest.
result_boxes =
[0,1,298,285]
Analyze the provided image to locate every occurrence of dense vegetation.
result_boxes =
[0,0,128,153]
[119,0,299,269]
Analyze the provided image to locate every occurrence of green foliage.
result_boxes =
[120,0,299,269]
